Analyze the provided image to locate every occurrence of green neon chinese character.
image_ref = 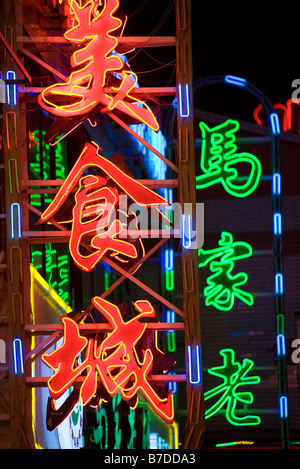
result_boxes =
[198,232,253,311]
[204,348,261,426]
[196,119,261,197]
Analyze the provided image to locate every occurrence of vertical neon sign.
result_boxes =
[35,0,179,439]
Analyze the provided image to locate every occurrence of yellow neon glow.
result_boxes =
[30,264,71,449]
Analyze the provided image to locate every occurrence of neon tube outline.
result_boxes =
[10,202,21,239]
[187,345,201,385]
[178,84,190,118]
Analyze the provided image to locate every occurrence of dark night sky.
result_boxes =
[191,6,298,99]
[120,1,300,123]
[191,4,300,121]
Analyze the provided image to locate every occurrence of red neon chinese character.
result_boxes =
[37,141,168,272]
[42,298,175,423]
[38,0,159,132]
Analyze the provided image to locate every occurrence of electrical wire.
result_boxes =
[127,0,149,20]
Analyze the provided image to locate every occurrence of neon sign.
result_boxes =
[196,119,261,197]
[0,339,5,364]
[187,345,201,385]
[13,338,24,374]
[204,348,261,426]
[6,70,18,106]
[34,0,177,440]
[42,297,175,423]
[38,0,159,132]
[198,232,253,311]
[30,130,71,304]
[32,244,70,305]
[37,141,168,272]
[89,392,149,449]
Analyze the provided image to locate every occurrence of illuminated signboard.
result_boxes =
[33,0,177,443]
[42,297,175,423]
[204,348,261,426]
[196,119,261,198]
[29,129,71,305]
[38,0,159,132]
[37,141,168,273]
[198,232,253,311]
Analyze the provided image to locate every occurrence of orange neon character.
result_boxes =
[69,173,138,272]
[42,298,175,423]
[37,141,169,272]
[38,0,159,132]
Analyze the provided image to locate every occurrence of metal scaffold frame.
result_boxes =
[1,0,34,449]
[1,0,203,449]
